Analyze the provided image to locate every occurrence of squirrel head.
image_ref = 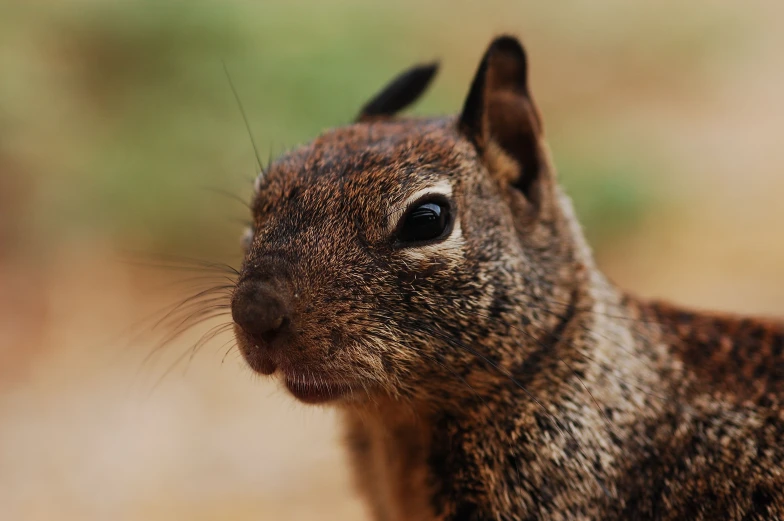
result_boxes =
[232,36,587,407]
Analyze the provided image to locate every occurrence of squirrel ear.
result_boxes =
[460,36,546,202]
[356,62,439,122]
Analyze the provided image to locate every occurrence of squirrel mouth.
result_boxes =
[282,375,352,404]
[234,327,352,403]
[243,349,352,403]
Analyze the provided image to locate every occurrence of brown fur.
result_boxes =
[230,36,784,520]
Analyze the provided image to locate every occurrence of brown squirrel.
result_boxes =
[229,36,784,520]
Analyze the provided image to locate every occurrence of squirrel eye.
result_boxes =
[397,199,451,244]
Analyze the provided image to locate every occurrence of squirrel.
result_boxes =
[229,36,784,520]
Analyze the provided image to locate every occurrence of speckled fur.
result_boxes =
[233,37,784,520]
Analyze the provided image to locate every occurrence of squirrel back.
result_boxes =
[229,36,784,520]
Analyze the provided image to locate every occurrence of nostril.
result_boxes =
[231,281,292,346]
[260,316,290,343]
[268,315,284,332]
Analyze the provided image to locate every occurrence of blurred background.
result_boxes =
[2,1,783,519]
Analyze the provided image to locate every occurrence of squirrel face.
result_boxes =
[232,37,579,407]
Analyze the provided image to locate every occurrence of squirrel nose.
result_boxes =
[231,279,292,346]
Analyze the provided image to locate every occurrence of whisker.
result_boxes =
[221,339,239,364]
[126,250,240,274]
[152,286,236,330]
[222,59,264,173]
[199,185,252,210]
[189,322,236,363]
[142,308,231,368]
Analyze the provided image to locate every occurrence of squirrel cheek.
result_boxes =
[397,260,449,285]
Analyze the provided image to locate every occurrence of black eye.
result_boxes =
[397,199,451,244]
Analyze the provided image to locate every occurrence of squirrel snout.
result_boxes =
[231,279,292,347]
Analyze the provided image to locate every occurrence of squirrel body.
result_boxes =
[230,37,784,520]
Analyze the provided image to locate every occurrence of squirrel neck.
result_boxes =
[339,274,673,520]
[338,287,656,520]
[336,192,662,519]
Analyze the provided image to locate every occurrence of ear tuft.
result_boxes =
[460,36,529,139]
[356,62,439,122]
[459,35,545,202]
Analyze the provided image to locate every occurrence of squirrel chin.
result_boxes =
[282,375,353,404]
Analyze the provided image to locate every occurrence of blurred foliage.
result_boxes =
[0,0,753,257]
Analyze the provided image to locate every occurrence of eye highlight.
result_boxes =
[396,197,452,245]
